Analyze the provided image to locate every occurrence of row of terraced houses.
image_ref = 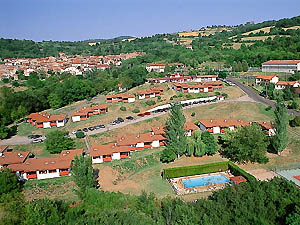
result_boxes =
[0,145,83,180]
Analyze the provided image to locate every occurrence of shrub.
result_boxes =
[222,93,229,98]
[265,106,272,111]
[191,112,195,117]
[145,100,155,106]
[177,93,183,98]
[163,161,229,179]
[132,108,140,113]
[120,106,127,111]
[157,96,161,101]
[215,91,221,96]
[290,116,300,127]
[169,97,173,100]
[76,131,85,138]
[288,101,298,109]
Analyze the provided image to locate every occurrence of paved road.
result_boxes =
[227,77,300,116]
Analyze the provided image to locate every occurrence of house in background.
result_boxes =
[274,81,300,90]
[71,104,108,122]
[136,87,164,99]
[198,119,252,134]
[262,60,300,74]
[146,64,166,73]
[255,75,279,85]
[106,93,135,103]
[26,112,67,128]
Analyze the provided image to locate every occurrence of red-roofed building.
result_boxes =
[71,104,108,122]
[91,143,131,164]
[136,87,164,99]
[8,149,83,180]
[198,119,252,134]
[26,112,67,128]
[255,75,279,85]
[106,93,135,103]
[262,60,300,74]
[0,151,30,168]
[275,81,300,90]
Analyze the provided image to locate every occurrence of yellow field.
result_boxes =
[282,26,300,31]
[223,42,254,49]
[241,35,290,41]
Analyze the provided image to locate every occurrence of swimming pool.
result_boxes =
[181,174,230,188]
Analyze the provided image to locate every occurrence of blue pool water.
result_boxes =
[181,174,230,188]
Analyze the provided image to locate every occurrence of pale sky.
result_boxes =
[0,0,299,41]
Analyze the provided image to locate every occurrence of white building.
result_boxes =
[146,64,166,73]
[262,60,300,74]
[255,75,279,85]
[275,81,300,90]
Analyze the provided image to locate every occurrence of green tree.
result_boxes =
[0,125,11,139]
[45,130,74,154]
[162,102,187,162]
[48,93,63,109]
[241,60,248,72]
[221,124,269,163]
[192,131,206,157]
[201,131,219,155]
[0,168,21,197]
[72,155,97,198]
[272,99,289,155]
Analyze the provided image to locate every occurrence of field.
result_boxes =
[241,26,274,36]
[241,35,290,42]
[223,42,254,49]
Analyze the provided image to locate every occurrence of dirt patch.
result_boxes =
[98,166,141,194]
[245,168,278,181]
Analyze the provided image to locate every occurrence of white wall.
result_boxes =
[138,94,145,99]
[213,127,220,134]
[72,116,81,122]
[152,140,160,148]
[136,142,144,148]
[36,169,60,180]
[128,97,135,103]
[92,156,103,164]
[56,120,65,127]
[229,126,235,131]
[43,122,51,128]
[112,152,120,160]
[270,77,279,84]
[149,93,155,98]
[186,130,192,136]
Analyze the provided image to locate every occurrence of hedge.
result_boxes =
[163,161,229,179]
[228,161,256,182]
[163,161,256,182]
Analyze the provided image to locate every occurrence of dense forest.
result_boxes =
[1,166,300,225]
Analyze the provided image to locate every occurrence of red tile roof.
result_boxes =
[230,176,247,184]
[276,81,299,86]
[256,75,277,80]
[91,143,131,157]
[199,119,252,128]
[117,132,167,146]
[0,145,8,153]
[263,60,300,65]
[59,149,84,160]
[27,112,66,123]
[0,152,29,166]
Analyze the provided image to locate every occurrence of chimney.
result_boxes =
[210,120,213,123]
[224,120,227,122]
[18,153,23,158]
[114,143,117,146]
[0,153,2,157]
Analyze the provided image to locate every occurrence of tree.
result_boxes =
[201,131,219,155]
[192,131,206,157]
[48,93,63,109]
[272,98,289,155]
[45,130,74,154]
[221,124,269,163]
[0,125,11,139]
[241,60,248,72]
[72,155,97,198]
[162,102,187,162]
[290,116,300,127]
[0,168,21,197]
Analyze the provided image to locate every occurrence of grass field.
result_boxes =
[23,176,78,202]
[241,35,290,42]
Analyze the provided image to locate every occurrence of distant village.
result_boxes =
[0,51,145,79]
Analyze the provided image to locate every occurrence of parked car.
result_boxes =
[110,121,117,125]
[31,139,43,144]
[28,135,35,139]
[99,124,105,128]
[114,120,121,124]
[117,117,124,122]
[83,128,88,132]
[126,116,134,120]
[88,127,95,131]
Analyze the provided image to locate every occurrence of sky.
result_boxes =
[0,0,299,42]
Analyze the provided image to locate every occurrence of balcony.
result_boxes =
[27,173,37,179]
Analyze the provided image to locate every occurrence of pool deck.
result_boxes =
[169,171,233,195]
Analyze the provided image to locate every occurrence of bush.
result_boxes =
[177,93,183,98]
[157,96,161,101]
[132,108,140,113]
[145,100,155,106]
[265,106,272,111]
[76,131,85,138]
[163,161,229,179]
[222,93,229,98]
[290,116,300,127]
[215,91,221,96]
[228,161,256,182]
[120,106,127,111]
[169,97,173,100]
[288,101,298,109]
[191,112,195,117]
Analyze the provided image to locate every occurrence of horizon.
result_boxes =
[1,0,300,42]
